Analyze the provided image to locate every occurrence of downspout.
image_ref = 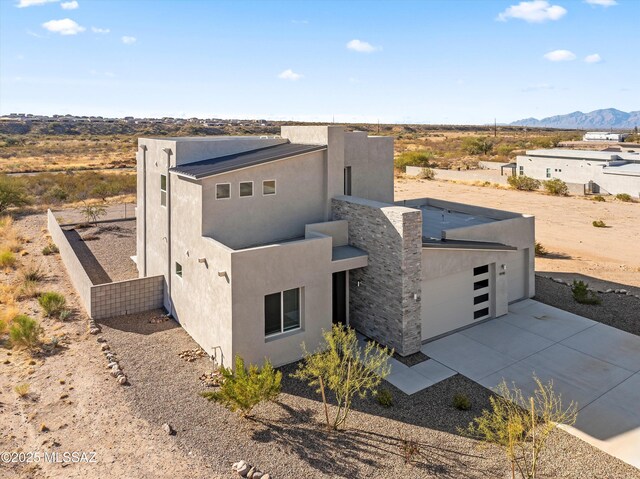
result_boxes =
[162,147,174,317]
[138,144,148,276]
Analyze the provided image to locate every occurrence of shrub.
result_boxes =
[42,243,59,255]
[0,175,30,213]
[0,249,16,268]
[465,377,577,479]
[21,266,44,282]
[616,193,633,202]
[507,175,540,191]
[417,167,435,180]
[9,315,42,351]
[19,279,40,299]
[200,355,281,417]
[38,292,67,318]
[462,137,494,155]
[293,324,392,430]
[592,195,606,202]
[79,201,107,225]
[394,150,435,170]
[571,280,601,305]
[543,178,568,196]
[592,220,607,228]
[376,388,393,407]
[14,383,30,398]
[398,431,421,464]
[534,242,547,257]
[453,393,471,410]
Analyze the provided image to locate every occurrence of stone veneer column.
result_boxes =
[332,197,422,356]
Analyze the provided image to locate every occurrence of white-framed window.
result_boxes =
[175,262,182,278]
[216,183,231,199]
[239,181,253,197]
[546,168,552,178]
[263,179,276,196]
[160,174,167,206]
[265,288,300,337]
[519,166,524,176]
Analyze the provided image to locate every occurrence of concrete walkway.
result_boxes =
[421,299,640,469]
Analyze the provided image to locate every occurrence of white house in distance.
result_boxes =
[516,148,640,197]
[135,126,534,367]
[583,132,629,142]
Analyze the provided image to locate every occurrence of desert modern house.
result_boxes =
[582,132,628,142]
[134,126,534,366]
[516,148,640,197]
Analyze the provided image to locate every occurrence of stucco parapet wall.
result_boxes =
[397,197,526,221]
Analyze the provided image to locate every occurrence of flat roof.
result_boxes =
[421,205,496,241]
[603,163,640,177]
[524,149,640,162]
[170,142,327,179]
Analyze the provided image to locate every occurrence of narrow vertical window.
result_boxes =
[160,174,167,206]
[344,166,352,195]
[175,262,182,278]
[546,168,551,178]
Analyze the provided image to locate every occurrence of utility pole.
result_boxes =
[494,118,497,138]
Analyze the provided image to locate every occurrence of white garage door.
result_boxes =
[506,249,528,303]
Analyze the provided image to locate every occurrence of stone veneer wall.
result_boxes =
[48,209,165,320]
[331,197,422,356]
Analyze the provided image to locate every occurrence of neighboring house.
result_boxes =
[583,132,628,142]
[136,126,534,367]
[516,148,640,197]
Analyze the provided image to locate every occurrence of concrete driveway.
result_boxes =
[422,299,640,469]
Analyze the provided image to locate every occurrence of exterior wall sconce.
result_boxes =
[218,271,227,277]
[198,258,206,263]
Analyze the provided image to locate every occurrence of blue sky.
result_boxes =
[0,0,637,124]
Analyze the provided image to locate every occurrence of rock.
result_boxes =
[101,344,110,351]
[232,461,246,472]
[605,289,613,293]
[247,467,256,478]
[117,375,127,385]
[97,336,106,343]
[252,471,263,479]
[619,289,627,294]
[261,474,270,479]
[89,328,100,335]
[236,464,249,477]
[162,423,174,435]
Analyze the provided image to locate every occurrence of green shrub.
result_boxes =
[38,292,67,318]
[571,280,601,305]
[9,315,42,351]
[19,279,40,299]
[376,388,393,407]
[42,243,59,255]
[592,195,606,202]
[592,220,607,228]
[0,175,30,213]
[543,178,569,196]
[200,355,281,417]
[21,266,44,282]
[0,249,16,268]
[615,193,633,202]
[507,175,541,191]
[417,167,435,180]
[462,137,494,155]
[395,150,435,170]
[453,393,471,410]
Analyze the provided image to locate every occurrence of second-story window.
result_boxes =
[160,174,167,206]
[263,180,276,196]
[216,183,230,199]
[239,181,253,197]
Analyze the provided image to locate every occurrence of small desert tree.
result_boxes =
[292,324,392,431]
[0,176,29,214]
[465,376,577,479]
[200,355,281,417]
[79,201,107,226]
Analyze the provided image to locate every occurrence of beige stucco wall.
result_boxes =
[344,131,394,203]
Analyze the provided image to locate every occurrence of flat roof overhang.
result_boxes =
[331,245,368,273]
[422,238,517,251]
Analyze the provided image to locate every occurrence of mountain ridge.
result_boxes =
[510,108,640,130]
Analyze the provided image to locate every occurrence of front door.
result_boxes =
[332,271,347,325]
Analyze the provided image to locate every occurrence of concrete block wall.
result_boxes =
[331,196,422,356]
[90,275,164,320]
[47,210,93,315]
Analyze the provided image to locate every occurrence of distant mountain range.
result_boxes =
[510,109,640,130]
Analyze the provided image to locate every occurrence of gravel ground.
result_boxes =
[63,219,137,284]
[99,310,640,479]
[534,276,640,336]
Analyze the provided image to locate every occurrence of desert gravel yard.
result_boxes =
[99,311,640,479]
[62,219,137,284]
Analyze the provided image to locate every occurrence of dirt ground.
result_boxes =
[395,178,640,290]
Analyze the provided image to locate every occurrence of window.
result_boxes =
[264,288,300,336]
[216,183,230,199]
[474,307,489,319]
[546,168,551,178]
[473,265,489,276]
[239,181,253,197]
[263,180,276,196]
[474,279,489,290]
[160,174,167,206]
[344,166,352,195]
[175,262,182,278]
[474,293,489,305]
[519,166,524,176]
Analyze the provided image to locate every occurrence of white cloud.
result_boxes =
[497,1,567,22]
[584,53,602,63]
[91,26,110,34]
[543,49,576,61]
[121,36,136,44]
[278,69,303,81]
[42,18,85,35]
[346,39,380,53]
[522,83,555,92]
[16,0,58,8]
[585,0,617,6]
[61,1,78,9]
